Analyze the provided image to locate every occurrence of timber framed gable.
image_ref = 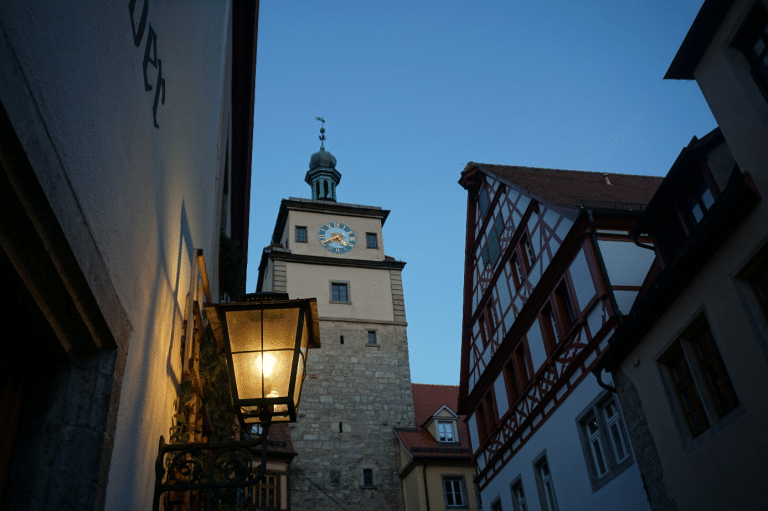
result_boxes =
[458,162,663,493]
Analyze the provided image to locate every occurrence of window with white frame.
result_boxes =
[437,420,456,443]
[533,454,558,511]
[510,478,528,511]
[576,393,633,490]
[442,476,468,508]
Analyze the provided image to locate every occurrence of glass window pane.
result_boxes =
[611,423,627,460]
[592,439,607,475]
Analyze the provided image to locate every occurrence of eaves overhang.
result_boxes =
[665,0,736,80]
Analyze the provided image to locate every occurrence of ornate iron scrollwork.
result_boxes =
[153,423,280,511]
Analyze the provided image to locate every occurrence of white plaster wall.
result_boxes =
[285,209,385,260]
[285,261,396,321]
[480,377,650,511]
[0,2,233,509]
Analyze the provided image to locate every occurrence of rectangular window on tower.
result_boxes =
[295,226,308,243]
[366,232,378,249]
[330,281,350,303]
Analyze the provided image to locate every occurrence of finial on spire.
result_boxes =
[316,116,326,150]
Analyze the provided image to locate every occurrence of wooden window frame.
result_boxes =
[510,477,528,511]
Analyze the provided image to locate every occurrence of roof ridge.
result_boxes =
[473,163,663,179]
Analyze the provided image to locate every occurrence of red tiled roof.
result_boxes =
[412,384,459,427]
[396,384,472,460]
[464,163,663,210]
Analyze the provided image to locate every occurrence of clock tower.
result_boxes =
[256,125,415,511]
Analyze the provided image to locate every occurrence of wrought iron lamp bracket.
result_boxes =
[153,423,280,511]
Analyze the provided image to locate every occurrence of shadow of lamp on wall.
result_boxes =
[153,292,320,511]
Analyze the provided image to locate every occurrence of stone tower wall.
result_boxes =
[289,319,415,511]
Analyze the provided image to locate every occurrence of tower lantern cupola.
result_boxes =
[305,117,341,201]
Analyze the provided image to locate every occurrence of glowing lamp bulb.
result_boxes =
[257,353,276,377]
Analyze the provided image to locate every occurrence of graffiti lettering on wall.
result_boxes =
[129,0,166,129]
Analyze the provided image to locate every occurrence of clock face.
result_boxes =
[318,222,356,254]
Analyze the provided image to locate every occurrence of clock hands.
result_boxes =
[322,233,346,246]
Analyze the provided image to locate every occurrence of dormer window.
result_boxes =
[687,176,715,225]
[437,420,457,443]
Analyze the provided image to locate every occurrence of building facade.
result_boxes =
[0,2,258,509]
[257,138,415,510]
[595,1,768,510]
[395,384,480,511]
[457,164,662,511]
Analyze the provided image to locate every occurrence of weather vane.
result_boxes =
[316,116,326,150]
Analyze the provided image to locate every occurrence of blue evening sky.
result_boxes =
[247,0,715,386]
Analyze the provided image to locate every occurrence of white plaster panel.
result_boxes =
[543,208,561,230]
[494,373,509,419]
[504,308,515,331]
[497,278,512,314]
[517,195,531,215]
[468,413,480,453]
[527,209,538,234]
[528,258,542,288]
[569,246,596,312]
[597,239,656,287]
[556,216,573,242]
[526,321,548,373]
[614,290,639,315]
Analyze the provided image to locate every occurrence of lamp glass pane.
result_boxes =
[301,312,309,350]
[262,349,295,399]
[263,307,300,351]
[225,310,262,353]
[231,351,263,399]
[294,351,306,407]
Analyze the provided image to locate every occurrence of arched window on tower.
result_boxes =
[324,180,329,198]
[315,182,320,199]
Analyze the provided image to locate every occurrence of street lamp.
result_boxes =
[154,292,320,511]
[205,293,321,425]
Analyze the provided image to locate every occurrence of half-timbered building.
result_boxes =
[457,164,663,511]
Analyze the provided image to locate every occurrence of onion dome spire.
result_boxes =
[305,117,341,201]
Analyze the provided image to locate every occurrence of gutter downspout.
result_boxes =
[423,461,431,511]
